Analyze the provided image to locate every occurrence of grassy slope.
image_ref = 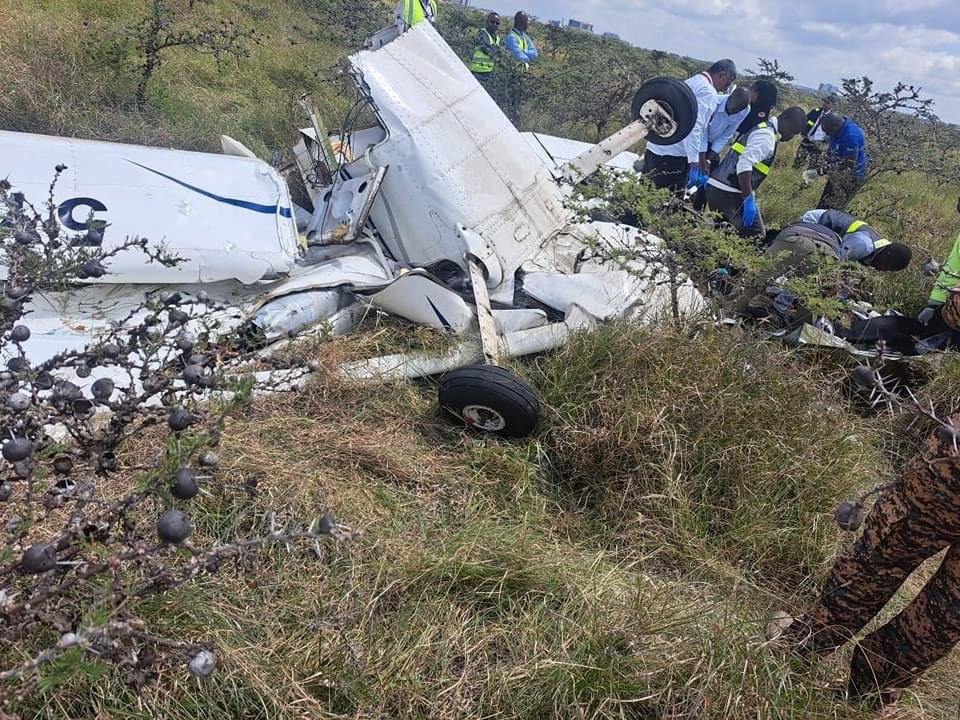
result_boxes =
[2,1,960,718]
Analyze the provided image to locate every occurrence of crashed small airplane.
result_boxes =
[1,22,703,438]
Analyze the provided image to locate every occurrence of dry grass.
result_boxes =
[8,324,958,719]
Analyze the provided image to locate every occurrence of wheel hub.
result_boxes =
[462,405,507,432]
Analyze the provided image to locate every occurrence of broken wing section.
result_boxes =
[348,22,570,276]
[1,131,299,285]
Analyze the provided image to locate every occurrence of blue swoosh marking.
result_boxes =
[127,160,292,218]
[427,297,453,331]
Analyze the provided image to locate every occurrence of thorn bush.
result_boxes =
[0,170,348,707]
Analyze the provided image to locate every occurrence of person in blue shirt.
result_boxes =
[815,113,869,209]
[504,12,539,67]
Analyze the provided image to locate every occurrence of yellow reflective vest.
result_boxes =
[932,232,960,305]
[401,0,438,27]
[470,30,501,74]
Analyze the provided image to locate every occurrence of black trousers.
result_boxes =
[704,185,764,238]
[641,151,688,192]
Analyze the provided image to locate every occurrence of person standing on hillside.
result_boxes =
[736,79,778,133]
[702,87,752,171]
[701,106,807,236]
[471,13,502,82]
[793,94,837,168]
[396,0,438,31]
[781,416,960,709]
[640,59,738,192]
[802,112,869,210]
[503,12,539,68]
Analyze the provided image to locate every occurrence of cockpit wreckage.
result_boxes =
[1,23,705,438]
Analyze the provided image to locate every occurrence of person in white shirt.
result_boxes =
[703,87,751,172]
[704,106,807,237]
[639,59,737,192]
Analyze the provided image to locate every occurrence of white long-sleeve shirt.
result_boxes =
[702,95,751,155]
[647,72,718,164]
[707,118,779,193]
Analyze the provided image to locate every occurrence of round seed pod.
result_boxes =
[10,325,31,343]
[33,372,54,390]
[176,332,196,353]
[52,455,74,475]
[198,451,219,470]
[82,259,105,278]
[835,500,866,532]
[168,407,195,432]
[851,366,878,391]
[317,515,336,535]
[188,649,217,678]
[72,399,96,418]
[171,468,199,500]
[98,452,118,472]
[157,510,190,544]
[0,483,11,502]
[75,364,92,379]
[7,392,31,412]
[6,357,30,374]
[182,365,204,386]
[21,544,57,574]
[101,343,122,360]
[91,378,115,401]
[168,308,189,325]
[2,438,34,463]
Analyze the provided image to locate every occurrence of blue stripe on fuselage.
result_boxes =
[127,160,293,218]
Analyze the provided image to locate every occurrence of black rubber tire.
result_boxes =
[438,365,540,439]
[631,77,698,146]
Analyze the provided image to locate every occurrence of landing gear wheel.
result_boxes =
[438,365,540,439]
[631,77,698,146]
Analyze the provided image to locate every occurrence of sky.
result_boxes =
[477,0,960,123]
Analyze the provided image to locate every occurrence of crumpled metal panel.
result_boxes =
[350,22,570,280]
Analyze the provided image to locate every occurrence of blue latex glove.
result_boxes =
[686,166,705,190]
[741,194,758,228]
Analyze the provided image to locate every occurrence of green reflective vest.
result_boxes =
[471,30,501,74]
[402,0,437,27]
[932,231,960,304]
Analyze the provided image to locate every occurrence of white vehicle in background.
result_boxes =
[1,22,701,438]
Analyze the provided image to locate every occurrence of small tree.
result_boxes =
[537,44,646,140]
[130,0,261,109]
[301,0,391,47]
[746,57,794,91]
[0,170,349,706]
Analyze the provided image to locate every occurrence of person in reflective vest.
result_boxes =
[395,0,438,31]
[471,13,502,80]
[504,12,539,69]
[917,196,960,343]
[702,106,806,237]
[799,209,911,270]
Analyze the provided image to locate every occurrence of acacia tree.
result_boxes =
[130,0,261,109]
[746,57,794,90]
[537,43,648,140]
[0,170,348,708]
[837,76,960,185]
